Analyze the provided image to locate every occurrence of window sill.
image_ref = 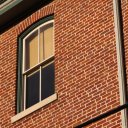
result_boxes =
[11,93,57,123]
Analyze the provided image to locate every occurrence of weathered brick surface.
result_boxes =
[0,0,124,127]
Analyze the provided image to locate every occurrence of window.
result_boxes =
[22,20,55,110]
[14,16,57,119]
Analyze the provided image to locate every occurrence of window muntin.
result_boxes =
[22,20,54,110]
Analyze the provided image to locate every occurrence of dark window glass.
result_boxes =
[41,63,55,100]
[26,71,40,108]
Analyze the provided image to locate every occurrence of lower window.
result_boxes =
[25,61,55,109]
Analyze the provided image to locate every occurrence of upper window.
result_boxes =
[16,16,56,115]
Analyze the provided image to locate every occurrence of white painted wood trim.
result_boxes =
[113,0,128,128]
[11,93,57,123]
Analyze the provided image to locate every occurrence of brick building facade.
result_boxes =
[0,0,128,128]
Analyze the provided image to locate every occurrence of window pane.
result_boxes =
[40,23,54,61]
[25,31,38,70]
[41,62,55,100]
[26,70,40,108]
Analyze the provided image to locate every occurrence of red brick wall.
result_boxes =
[0,0,124,127]
[122,0,128,94]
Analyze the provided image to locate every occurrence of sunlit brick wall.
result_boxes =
[0,0,124,127]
